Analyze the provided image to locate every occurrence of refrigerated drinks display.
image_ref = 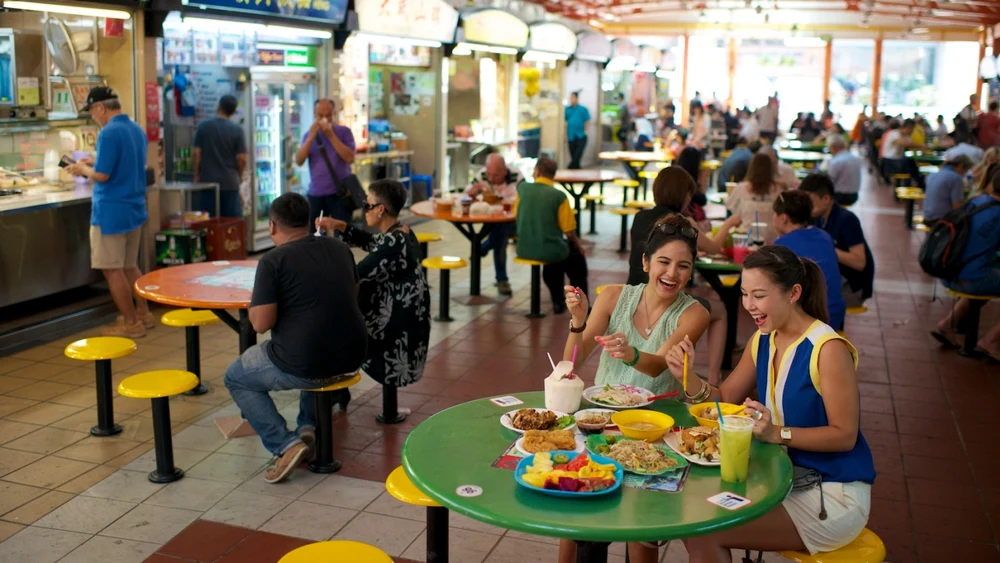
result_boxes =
[287,82,316,195]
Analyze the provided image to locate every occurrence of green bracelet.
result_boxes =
[623,346,641,367]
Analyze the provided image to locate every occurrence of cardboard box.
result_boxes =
[155,229,207,266]
[191,217,247,261]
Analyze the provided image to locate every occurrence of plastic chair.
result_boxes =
[64,337,137,436]
[583,194,604,235]
[161,309,221,395]
[279,541,392,563]
[415,232,443,278]
[609,207,640,253]
[386,466,448,561]
[422,256,467,322]
[946,289,999,357]
[514,256,547,319]
[118,370,199,483]
[308,373,361,473]
[595,284,623,296]
[779,528,885,563]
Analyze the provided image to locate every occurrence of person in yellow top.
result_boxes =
[513,156,588,314]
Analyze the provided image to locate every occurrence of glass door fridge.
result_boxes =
[287,81,317,195]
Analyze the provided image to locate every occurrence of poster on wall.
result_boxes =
[390,71,434,116]
[370,68,386,118]
[369,44,432,67]
[164,29,193,65]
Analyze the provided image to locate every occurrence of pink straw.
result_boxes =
[571,344,578,366]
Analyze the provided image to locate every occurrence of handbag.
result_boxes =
[316,135,365,212]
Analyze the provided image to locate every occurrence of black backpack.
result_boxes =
[919,198,1000,280]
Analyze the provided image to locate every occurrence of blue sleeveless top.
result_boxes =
[751,320,876,484]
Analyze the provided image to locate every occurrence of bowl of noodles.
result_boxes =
[611,410,674,442]
[586,435,688,475]
[689,402,747,429]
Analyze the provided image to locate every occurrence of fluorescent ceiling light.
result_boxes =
[3,1,131,19]
[606,56,636,72]
[655,69,673,79]
[522,50,569,63]
[356,33,441,48]
[177,16,264,33]
[455,42,518,56]
[265,25,330,39]
[251,65,317,73]
[635,63,657,73]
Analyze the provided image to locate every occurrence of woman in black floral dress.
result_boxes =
[316,179,430,423]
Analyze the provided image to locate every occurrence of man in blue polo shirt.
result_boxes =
[923,154,972,224]
[564,91,590,169]
[67,87,151,338]
[799,174,875,308]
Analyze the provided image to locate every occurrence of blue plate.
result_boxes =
[514,451,624,498]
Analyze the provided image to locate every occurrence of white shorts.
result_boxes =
[782,481,871,554]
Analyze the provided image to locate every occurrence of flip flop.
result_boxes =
[930,330,960,350]
[975,347,1000,364]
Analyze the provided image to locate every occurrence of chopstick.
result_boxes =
[682,333,689,394]
[648,391,680,401]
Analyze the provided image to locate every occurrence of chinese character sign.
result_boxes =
[356,0,458,44]
[185,0,347,24]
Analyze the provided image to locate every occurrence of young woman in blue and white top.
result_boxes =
[645,245,874,563]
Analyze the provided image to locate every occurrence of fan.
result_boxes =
[44,17,78,75]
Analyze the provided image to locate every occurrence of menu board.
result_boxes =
[369,43,432,67]
[163,29,256,68]
[193,32,220,65]
[188,66,235,124]
[164,30,193,66]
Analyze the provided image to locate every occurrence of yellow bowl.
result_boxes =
[611,410,673,442]
[689,402,746,428]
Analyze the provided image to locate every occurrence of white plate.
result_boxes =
[573,408,620,429]
[663,430,721,467]
[582,384,655,410]
[500,408,574,434]
[514,434,586,456]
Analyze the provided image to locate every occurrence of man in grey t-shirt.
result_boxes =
[824,135,862,206]
[194,95,248,217]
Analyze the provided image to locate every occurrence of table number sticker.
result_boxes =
[490,396,523,407]
[213,260,231,265]
[456,485,483,497]
[707,492,752,510]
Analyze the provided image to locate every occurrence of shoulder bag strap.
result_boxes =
[316,135,342,194]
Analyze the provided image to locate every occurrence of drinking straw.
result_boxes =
[314,210,324,236]
[715,397,724,426]
[571,344,578,366]
[683,334,689,393]
[546,352,556,371]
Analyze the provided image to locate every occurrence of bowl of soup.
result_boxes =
[611,410,673,442]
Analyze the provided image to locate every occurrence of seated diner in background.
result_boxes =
[726,153,783,243]
[970,146,1000,189]
[773,190,847,331]
[823,134,862,207]
[931,168,1000,360]
[759,144,799,191]
[799,174,875,310]
[880,119,926,189]
[315,179,431,423]
[224,193,368,484]
[633,245,874,563]
[513,156,589,314]
[466,153,523,296]
[922,154,973,224]
[558,213,711,563]
[716,138,760,189]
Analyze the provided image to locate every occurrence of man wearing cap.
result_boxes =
[922,154,973,224]
[67,87,151,338]
[193,94,247,217]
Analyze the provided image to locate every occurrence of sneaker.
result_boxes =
[497,281,513,296]
[264,442,309,484]
[102,321,146,338]
[116,312,156,329]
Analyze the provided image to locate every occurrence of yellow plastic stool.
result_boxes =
[161,309,221,396]
[64,337,137,437]
[583,194,605,235]
[720,274,741,288]
[945,289,999,358]
[625,200,654,210]
[118,370,198,483]
[609,207,640,253]
[846,306,867,315]
[514,257,548,319]
[595,283,623,296]
[613,178,640,187]
[779,528,885,563]
[279,541,392,563]
[308,373,361,473]
[422,256,467,322]
[386,466,448,561]
[416,232,444,277]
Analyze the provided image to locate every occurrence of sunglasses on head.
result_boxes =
[655,222,699,240]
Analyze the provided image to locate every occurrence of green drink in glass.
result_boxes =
[720,415,755,483]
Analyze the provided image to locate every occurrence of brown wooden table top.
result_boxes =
[134,260,257,310]
[597,151,675,163]
[553,170,625,183]
[410,200,515,224]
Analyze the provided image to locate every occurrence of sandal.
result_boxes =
[930,330,959,350]
[975,347,1000,363]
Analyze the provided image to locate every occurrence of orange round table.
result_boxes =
[409,200,514,299]
[134,260,258,353]
[553,169,624,237]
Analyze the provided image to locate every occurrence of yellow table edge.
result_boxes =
[64,337,137,361]
[278,540,392,563]
[161,309,221,327]
[945,290,999,301]
[422,256,468,270]
[118,370,199,399]
[386,466,440,507]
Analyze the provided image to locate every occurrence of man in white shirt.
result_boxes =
[824,134,862,206]
[465,153,522,296]
[756,98,779,144]
[881,119,925,189]
[944,142,985,165]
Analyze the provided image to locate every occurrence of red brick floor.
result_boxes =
[131,179,1000,563]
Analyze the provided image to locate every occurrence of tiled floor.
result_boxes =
[0,173,999,562]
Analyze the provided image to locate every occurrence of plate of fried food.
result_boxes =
[515,429,585,456]
[500,408,576,433]
[663,426,721,466]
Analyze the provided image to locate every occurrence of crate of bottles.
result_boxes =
[155,229,207,266]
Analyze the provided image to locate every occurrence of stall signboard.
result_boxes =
[611,39,639,61]
[637,46,660,72]
[255,46,316,67]
[575,31,611,63]
[460,8,528,49]
[527,22,576,56]
[356,0,458,45]
[182,0,348,25]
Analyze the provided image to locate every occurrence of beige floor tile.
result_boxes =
[48,387,98,408]
[110,396,151,416]
[0,520,24,542]
[0,447,44,478]
[54,435,145,464]
[201,490,292,528]
[364,490,425,522]
[3,426,88,455]
[0,397,39,418]
[484,537,562,563]
[2,456,97,489]
[132,400,216,424]
[0,481,46,513]
[81,469,165,503]
[450,512,508,535]
[100,504,201,544]
[142,476,236,511]
[114,416,159,442]
[4,402,85,425]
[0,420,42,445]
[40,354,84,368]
[6,381,80,401]
[332,512,425,557]
[237,467,327,500]
[216,435,273,459]
[34,495,135,534]
[60,535,160,563]
[402,528,502,563]
[12,347,64,362]
[260,500,358,541]
[305,474,385,510]
[0,490,75,525]
[0,525,90,563]
[185,452,267,483]
[48,409,110,433]
[0,375,37,394]
[103,443,155,468]
[170,424,229,452]
[4,363,73,381]
[55,465,118,494]
[122,447,209,474]
[47,368,98,387]
[0,357,34,375]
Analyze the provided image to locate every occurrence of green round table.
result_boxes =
[778,150,825,165]
[402,392,792,562]
[905,151,945,165]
